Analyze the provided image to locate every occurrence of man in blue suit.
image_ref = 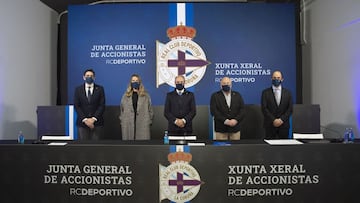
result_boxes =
[74,69,105,140]
[164,75,196,135]
[261,70,293,139]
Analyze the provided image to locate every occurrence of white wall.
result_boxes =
[302,0,360,138]
[0,0,57,139]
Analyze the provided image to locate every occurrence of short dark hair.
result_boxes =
[83,69,95,76]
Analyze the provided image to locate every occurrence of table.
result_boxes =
[0,140,359,203]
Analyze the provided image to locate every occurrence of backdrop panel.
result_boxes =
[67,2,297,105]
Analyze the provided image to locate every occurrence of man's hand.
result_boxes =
[175,118,185,128]
[273,118,283,127]
[224,119,238,127]
[84,118,95,129]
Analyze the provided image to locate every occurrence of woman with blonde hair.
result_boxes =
[119,74,153,140]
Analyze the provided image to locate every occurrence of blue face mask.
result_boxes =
[272,79,282,87]
[222,85,230,92]
[176,83,184,90]
[85,77,94,84]
[131,82,140,90]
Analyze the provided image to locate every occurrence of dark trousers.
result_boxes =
[77,126,104,140]
[264,127,289,139]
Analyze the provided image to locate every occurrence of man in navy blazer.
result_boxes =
[210,77,245,140]
[164,75,196,135]
[261,70,293,139]
[74,69,105,140]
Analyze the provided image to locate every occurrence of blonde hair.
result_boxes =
[125,74,147,97]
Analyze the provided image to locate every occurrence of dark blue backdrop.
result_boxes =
[68,3,296,105]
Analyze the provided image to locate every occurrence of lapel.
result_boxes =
[279,88,283,106]
[92,84,101,99]
[92,84,97,96]
[229,91,236,108]
[219,91,229,108]
[270,87,279,107]
[279,88,286,106]
[81,84,87,100]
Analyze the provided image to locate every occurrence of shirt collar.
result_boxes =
[176,89,185,94]
[272,85,282,91]
[222,90,231,96]
[85,83,94,89]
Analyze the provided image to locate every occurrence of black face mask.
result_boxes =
[176,83,184,90]
[272,79,282,87]
[131,82,140,90]
[222,85,230,92]
[85,77,94,84]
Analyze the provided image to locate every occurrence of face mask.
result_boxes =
[272,79,282,87]
[85,77,94,84]
[176,83,184,90]
[131,82,140,90]
[222,85,230,92]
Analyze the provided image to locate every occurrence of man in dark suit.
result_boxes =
[164,75,196,135]
[74,69,105,140]
[261,70,293,139]
[210,77,245,140]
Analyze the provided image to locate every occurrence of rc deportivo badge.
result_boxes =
[159,147,203,202]
[156,24,210,88]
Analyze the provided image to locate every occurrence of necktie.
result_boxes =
[275,89,281,106]
[87,87,92,102]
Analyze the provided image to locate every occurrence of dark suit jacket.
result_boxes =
[164,89,196,134]
[74,83,105,128]
[261,86,293,129]
[210,90,245,133]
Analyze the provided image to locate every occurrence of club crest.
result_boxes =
[159,147,203,202]
[156,24,210,88]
